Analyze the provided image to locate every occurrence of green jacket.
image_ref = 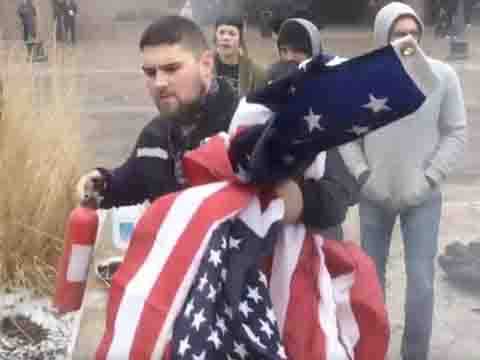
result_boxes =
[215,54,267,97]
[238,55,267,97]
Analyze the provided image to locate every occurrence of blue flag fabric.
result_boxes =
[171,218,286,360]
[229,38,435,185]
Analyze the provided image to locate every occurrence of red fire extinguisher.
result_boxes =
[53,206,99,314]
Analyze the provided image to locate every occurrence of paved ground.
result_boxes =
[22,22,480,359]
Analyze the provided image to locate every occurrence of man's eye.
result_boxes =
[142,67,156,78]
[164,65,180,73]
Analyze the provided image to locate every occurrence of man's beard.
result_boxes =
[156,82,208,126]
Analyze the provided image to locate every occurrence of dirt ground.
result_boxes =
[9,22,480,359]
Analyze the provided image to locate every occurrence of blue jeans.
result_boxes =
[359,190,442,360]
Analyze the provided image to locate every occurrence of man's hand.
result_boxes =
[75,170,106,208]
[273,180,304,224]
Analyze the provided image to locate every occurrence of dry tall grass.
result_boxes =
[0,43,85,295]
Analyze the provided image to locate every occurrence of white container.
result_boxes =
[111,204,146,250]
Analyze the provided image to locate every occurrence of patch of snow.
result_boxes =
[0,289,78,360]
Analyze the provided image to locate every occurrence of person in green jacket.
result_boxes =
[213,14,266,97]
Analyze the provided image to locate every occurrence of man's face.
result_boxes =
[215,25,241,58]
[142,44,214,116]
[390,16,421,43]
[278,45,309,64]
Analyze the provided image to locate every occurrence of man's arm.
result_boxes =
[78,119,176,209]
[425,65,467,186]
[101,120,176,208]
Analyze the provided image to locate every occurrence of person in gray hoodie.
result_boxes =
[340,3,467,359]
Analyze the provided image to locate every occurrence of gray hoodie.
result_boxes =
[340,2,467,211]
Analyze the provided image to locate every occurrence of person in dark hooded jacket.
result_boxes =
[76,16,239,209]
[268,18,360,240]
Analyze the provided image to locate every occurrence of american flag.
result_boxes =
[228,35,436,185]
[95,36,435,360]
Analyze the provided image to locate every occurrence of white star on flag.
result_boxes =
[259,318,274,339]
[348,125,370,136]
[362,93,391,113]
[208,249,222,268]
[304,108,324,132]
[242,324,267,349]
[230,236,242,250]
[192,308,206,331]
[184,298,195,318]
[207,284,217,302]
[239,300,254,318]
[197,273,208,292]
[233,341,249,360]
[266,307,277,324]
[247,286,262,304]
[207,329,222,350]
[178,335,191,356]
[277,343,288,359]
[192,350,206,360]
[224,304,234,320]
[216,315,228,335]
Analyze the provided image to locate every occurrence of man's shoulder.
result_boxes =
[138,115,171,143]
[428,57,459,81]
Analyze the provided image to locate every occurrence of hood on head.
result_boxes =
[373,2,424,47]
[277,18,322,57]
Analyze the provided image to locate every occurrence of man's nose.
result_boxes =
[154,71,168,88]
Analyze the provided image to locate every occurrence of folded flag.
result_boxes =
[229,35,436,184]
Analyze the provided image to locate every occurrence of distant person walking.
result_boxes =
[64,0,78,45]
[17,0,37,42]
[52,0,66,42]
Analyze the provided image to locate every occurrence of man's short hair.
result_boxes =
[139,16,209,56]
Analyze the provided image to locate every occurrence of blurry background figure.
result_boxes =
[433,0,450,37]
[464,0,479,27]
[179,0,193,20]
[52,0,66,42]
[189,0,220,25]
[213,15,266,96]
[17,0,37,43]
[64,0,78,45]
[443,0,460,37]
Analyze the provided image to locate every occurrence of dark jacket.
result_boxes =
[300,149,359,230]
[214,54,267,98]
[98,78,238,209]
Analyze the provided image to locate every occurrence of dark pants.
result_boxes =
[55,16,65,42]
[22,22,35,42]
[65,19,76,44]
